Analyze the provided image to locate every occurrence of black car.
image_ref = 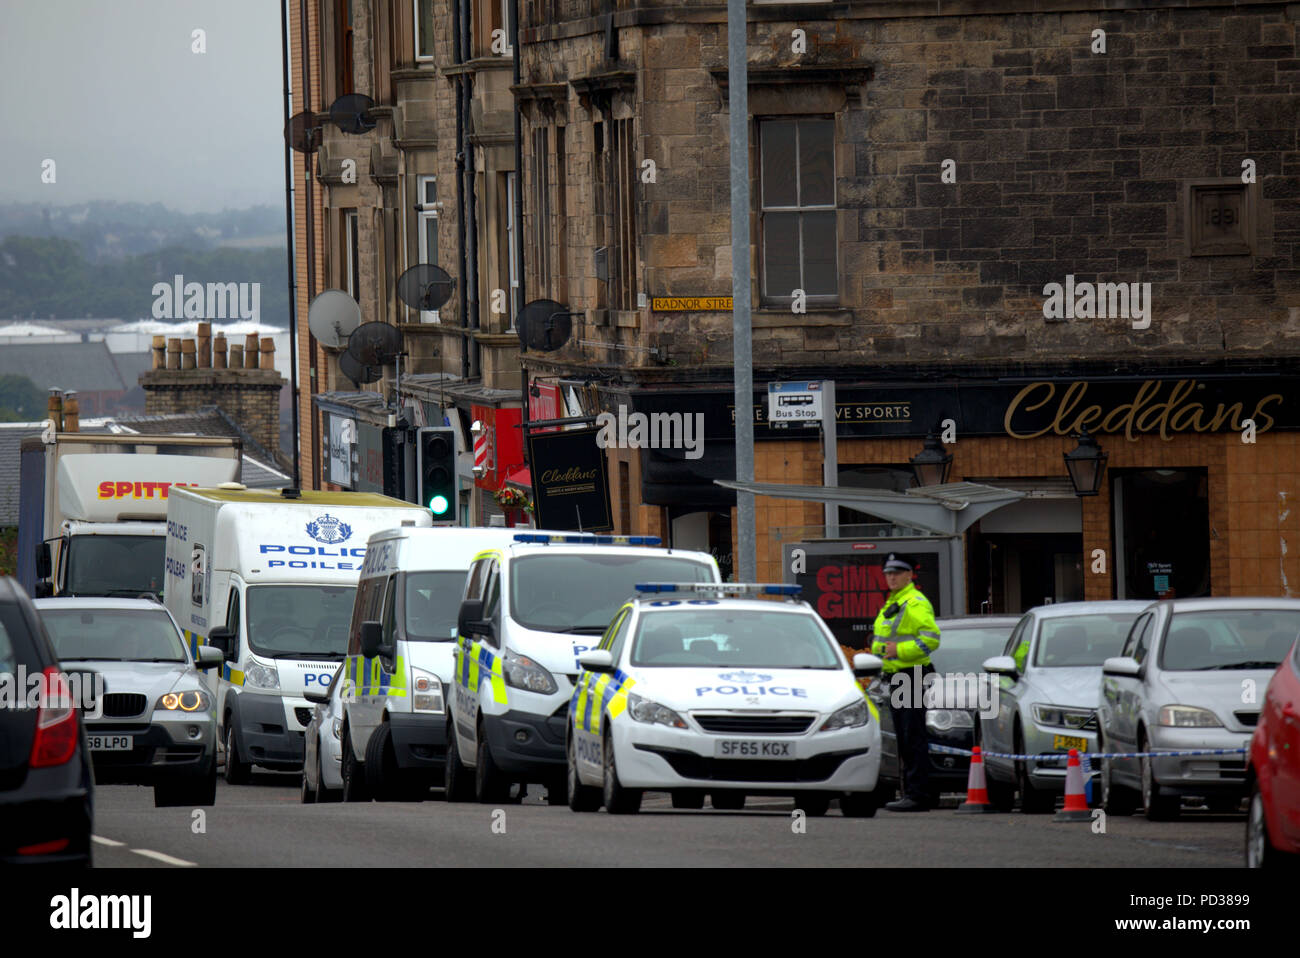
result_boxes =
[0,576,94,865]
[872,616,1019,805]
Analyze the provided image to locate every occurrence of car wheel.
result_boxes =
[1014,724,1054,814]
[223,721,250,785]
[341,725,370,803]
[300,759,316,804]
[364,723,405,801]
[316,748,341,803]
[796,793,831,817]
[475,718,510,804]
[840,790,879,818]
[444,722,474,803]
[711,791,745,811]
[567,734,602,812]
[602,729,641,814]
[1245,780,1290,869]
[1099,732,1138,816]
[1140,732,1179,821]
[671,790,706,810]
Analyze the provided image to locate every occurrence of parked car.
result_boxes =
[0,577,94,865]
[980,601,1149,812]
[1247,629,1300,866]
[873,616,1018,805]
[35,597,222,807]
[301,663,346,804]
[1098,598,1300,821]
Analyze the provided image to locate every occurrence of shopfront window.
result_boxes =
[1113,469,1210,600]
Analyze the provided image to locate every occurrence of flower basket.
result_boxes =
[494,486,533,514]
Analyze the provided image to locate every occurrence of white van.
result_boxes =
[163,486,431,782]
[447,533,721,804]
[339,526,524,801]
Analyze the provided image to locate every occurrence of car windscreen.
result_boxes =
[246,585,356,657]
[629,608,841,669]
[1033,613,1139,668]
[1159,609,1300,671]
[930,625,1016,674]
[509,554,715,632]
[40,608,186,662]
[65,535,166,597]
[405,571,466,641]
[0,606,23,675]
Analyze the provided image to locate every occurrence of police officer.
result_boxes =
[871,554,941,812]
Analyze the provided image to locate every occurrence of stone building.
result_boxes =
[513,0,1300,610]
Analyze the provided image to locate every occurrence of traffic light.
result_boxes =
[417,426,456,520]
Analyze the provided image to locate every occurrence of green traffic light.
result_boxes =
[429,494,450,515]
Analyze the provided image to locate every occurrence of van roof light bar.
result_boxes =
[634,583,803,597]
[513,533,663,546]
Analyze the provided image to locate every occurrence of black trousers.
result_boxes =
[888,663,935,802]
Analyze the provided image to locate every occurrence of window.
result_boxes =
[416,177,439,322]
[381,575,398,647]
[1034,613,1141,668]
[345,210,360,301]
[1113,469,1210,600]
[40,609,188,663]
[1133,614,1154,666]
[413,0,435,60]
[247,585,357,656]
[596,117,638,311]
[629,609,841,669]
[533,127,551,298]
[1122,613,1150,659]
[405,571,468,641]
[226,588,241,640]
[481,563,501,640]
[473,0,511,56]
[599,608,630,653]
[759,117,836,305]
[335,0,355,96]
[505,171,519,328]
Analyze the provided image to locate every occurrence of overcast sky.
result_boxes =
[0,0,286,213]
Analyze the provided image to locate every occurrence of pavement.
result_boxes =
[89,773,1247,868]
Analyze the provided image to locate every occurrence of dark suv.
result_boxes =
[0,577,94,865]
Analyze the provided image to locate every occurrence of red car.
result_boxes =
[1247,634,1300,867]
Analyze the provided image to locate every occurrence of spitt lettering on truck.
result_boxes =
[98,481,198,500]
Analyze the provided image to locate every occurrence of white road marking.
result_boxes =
[130,848,198,867]
[91,835,126,847]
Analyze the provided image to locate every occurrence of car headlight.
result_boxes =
[926,708,975,732]
[1031,704,1095,730]
[243,661,280,690]
[626,692,687,729]
[156,690,211,712]
[503,653,557,695]
[331,718,342,740]
[1158,705,1223,728]
[411,667,445,714]
[820,699,870,732]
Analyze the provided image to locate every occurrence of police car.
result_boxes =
[565,583,886,816]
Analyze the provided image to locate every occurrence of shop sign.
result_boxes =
[526,427,613,532]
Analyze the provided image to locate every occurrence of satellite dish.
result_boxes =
[339,350,380,387]
[307,290,362,348]
[285,110,322,153]
[346,322,403,367]
[517,299,572,352]
[396,264,455,312]
[330,94,377,134]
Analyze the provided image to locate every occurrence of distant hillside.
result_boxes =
[0,201,286,262]
[0,236,289,322]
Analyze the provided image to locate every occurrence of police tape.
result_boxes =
[927,744,1248,761]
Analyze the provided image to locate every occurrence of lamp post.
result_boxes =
[910,433,953,488]
[1064,427,1108,496]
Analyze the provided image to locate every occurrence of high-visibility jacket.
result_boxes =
[870,581,940,675]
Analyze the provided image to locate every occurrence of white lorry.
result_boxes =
[162,486,432,780]
[17,432,242,598]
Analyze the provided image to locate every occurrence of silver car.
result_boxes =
[1099,597,1300,821]
[980,601,1149,812]
[301,663,345,803]
[35,597,223,807]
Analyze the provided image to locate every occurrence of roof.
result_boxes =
[112,405,292,479]
[1156,597,1300,612]
[1029,600,1152,617]
[936,616,1022,628]
[34,597,168,612]
[174,487,422,508]
[0,341,127,392]
[0,420,114,526]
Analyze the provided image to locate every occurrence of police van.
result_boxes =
[339,526,524,801]
[566,583,886,816]
[162,486,431,782]
[447,534,721,804]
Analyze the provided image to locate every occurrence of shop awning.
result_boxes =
[503,465,531,491]
[713,480,1027,537]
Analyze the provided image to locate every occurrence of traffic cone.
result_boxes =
[956,746,998,813]
[1054,748,1092,822]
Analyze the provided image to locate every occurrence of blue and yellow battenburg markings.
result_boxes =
[182,628,244,686]
[347,654,408,697]
[454,636,507,704]
[571,668,637,735]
